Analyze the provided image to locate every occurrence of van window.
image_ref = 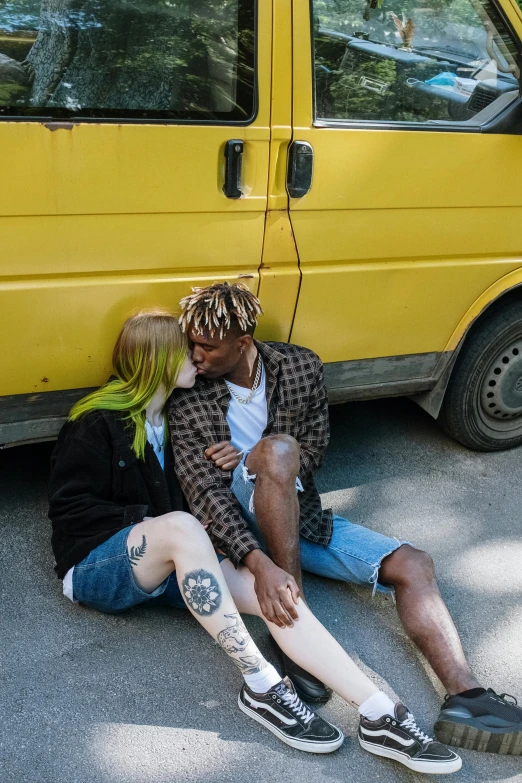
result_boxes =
[312,0,520,126]
[0,0,255,122]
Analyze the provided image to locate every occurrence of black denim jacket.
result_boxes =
[49,410,185,579]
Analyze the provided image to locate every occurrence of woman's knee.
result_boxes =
[158,511,210,549]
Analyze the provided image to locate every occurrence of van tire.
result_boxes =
[439,301,522,451]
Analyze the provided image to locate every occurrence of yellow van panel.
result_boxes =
[289,1,522,365]
[255,0,300,344]
[256,210,300,343]
[1,212,265,278]
[1,271,258,395]
[290,205,522,364]
[0,124,269,218]
[290,207,522,266]
[446,267,522,350]
[291,257,522,363]
[290,128,522,212]
[504,0,522,31]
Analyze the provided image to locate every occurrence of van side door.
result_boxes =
[0,1,271,440]
[289,0,522,401]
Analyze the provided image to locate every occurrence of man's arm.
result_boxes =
[297,355,330,480]
[167,402,261,568]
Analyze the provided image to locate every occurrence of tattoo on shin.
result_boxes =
[217,613,268,674]
[182,569,222,616]
[217,613,250,653]
[236,654,269,675]
[128,535,147,568]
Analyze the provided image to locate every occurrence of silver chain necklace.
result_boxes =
[146,418,164,452]
[226,355,263,405]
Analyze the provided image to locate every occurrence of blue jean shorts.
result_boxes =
[72,525,225,614]
[231,456,409,596]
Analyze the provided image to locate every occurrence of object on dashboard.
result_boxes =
[424,72,478,96]
[391,13,415,50]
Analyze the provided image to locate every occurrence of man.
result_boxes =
[168,281,522,756]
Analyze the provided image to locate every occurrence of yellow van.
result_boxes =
[1,0,522,452]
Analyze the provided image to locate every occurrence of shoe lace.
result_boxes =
[400,712,433,744]
[499,692,518,706]
[281,689,314,724]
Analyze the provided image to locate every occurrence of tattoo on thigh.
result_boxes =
[217,613,268,674]
[182,569,222,616]
[128,535,147,568]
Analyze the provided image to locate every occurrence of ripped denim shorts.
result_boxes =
[231,452,410,596]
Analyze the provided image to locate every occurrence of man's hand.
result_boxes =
[205,441,243,471]
[244,550,300,628]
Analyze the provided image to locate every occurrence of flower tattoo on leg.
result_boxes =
[182,569,222,616]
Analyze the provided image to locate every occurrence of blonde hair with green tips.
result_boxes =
[69,308,187,459]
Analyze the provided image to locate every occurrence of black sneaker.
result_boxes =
[359,703,462,774]
[268,635,333,706]
[238,676,343,753]
[435,688,522,755]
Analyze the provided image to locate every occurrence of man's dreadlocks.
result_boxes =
[179,282,263,339]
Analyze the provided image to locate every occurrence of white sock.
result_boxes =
[243,663,282,694]
[359,690,396,721]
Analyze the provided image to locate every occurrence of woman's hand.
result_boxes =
[204,441,243,471]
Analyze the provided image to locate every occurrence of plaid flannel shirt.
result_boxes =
[167,341,334,567]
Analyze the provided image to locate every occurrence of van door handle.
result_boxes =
[223,139,244,199]
[287,141,314,198]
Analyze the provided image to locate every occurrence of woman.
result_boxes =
[49,308,461,773]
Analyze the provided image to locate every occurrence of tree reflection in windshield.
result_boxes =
[0,0,255,121]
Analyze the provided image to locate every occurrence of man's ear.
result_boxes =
[237,334,253,353]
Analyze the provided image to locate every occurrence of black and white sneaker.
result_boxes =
[238,676,343,753]
[435,688,522,755]
[359,703,462,774]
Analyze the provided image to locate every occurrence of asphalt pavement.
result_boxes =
[1,397,522,783]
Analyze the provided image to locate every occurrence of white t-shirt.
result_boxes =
[62,418,165,602]
[145,418,165,470]
[226,363,267,454]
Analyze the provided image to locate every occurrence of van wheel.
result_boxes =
[439,301,522,451]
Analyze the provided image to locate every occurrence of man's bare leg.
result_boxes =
[244,434,302,589]
[379,545,480,695]
[243,434,333,702]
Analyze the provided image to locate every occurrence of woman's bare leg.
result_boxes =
[127,513,378,707]
[127,517,460,770]
[126,513,273,678]
[220,559,379,708]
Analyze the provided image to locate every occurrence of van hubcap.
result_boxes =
[480,339,522,424]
